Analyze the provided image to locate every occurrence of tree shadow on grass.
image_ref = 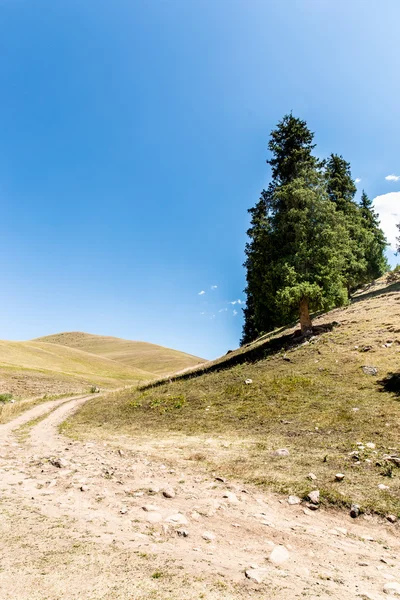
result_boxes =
[378,373,400,397]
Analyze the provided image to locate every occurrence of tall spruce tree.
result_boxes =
[359,190,388,279]
[325,154,369,292]
[242,115,350,342]
[242,115,320,343]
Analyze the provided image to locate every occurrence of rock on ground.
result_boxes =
[269,545,290,565]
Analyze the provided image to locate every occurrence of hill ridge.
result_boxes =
[33,331,205,377]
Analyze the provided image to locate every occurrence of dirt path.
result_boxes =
[0,397,399,600]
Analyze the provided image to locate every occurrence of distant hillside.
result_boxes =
[0,340,152,399]
[34,332,205,377]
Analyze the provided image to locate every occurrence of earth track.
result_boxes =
[0,396,399,599]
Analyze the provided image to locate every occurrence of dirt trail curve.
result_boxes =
[0,396,399,600]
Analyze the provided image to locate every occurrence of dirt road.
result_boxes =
[0,395,399,599]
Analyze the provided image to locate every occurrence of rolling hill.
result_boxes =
[34,331,204,377]
[0,339,153,399]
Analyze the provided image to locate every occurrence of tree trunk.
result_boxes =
[299,297,313,336]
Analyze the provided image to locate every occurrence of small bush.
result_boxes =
[0,393,13,404]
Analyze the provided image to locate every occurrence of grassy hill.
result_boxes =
[0,339,153,399]
[64,277,400,517]
[34,331,204,377]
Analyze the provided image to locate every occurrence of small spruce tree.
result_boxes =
[359,190,388,279]
[325,154,369,292]
[242,115,320,343]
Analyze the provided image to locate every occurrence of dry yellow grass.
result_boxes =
[65,279,400,517]
[34,331,205,377]
[0,339,153,399]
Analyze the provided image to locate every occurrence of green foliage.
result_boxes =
[325,154,357,212]
[129,392,186,413]
[242,115,389,343]
[0,393,13,404]
[267,113,320,184]
[243,115,350,341]
[271,172,349,321]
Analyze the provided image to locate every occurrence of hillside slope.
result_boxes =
[0,340,152,399]
[34,331,204,376]
[65,278,400,517]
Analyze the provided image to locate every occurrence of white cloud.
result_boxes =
[200,311,205,315]
[198,290,205,295]
[355,178,361,184]
[230,299,245,305]
[233,309,238,316]
[211,285,218,290]
[218,308,227,313]
[385,174,400,182]
[372,192,400,251]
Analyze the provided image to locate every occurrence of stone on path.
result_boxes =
[163,487,176,498]
[335,473,345,482]
[387,514,397,523]
[176,529,189,537]
[308,490,320,504]
[50,457,68,469]
[245,568,269,583]
[142,504,160,512]
[307,472,317,481]
[350,504,360,518]
[165,513,188,525]
[269,545,290,566]
[223,491,239,504]
[202,531,216,541]
[145,512,163,523]
[383,581,400,596]
[287,495,301,505]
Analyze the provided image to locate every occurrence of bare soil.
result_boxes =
[0,395,399,599]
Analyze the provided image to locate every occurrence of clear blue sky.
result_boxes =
[1,0,399,359]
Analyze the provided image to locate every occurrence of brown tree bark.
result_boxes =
[299,297,313,335]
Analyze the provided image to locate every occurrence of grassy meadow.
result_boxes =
[64,280,400,517]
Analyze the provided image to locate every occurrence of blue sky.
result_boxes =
[0,0,399,360]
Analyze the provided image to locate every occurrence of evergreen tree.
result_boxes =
[270,169,349,334]
[268,113,320,184]
[242,115,350,342]
[325,154,357,212]
[242,187,280,344]
[325,154,369,292]
[242,115,321,343]
[359,190,388,279]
